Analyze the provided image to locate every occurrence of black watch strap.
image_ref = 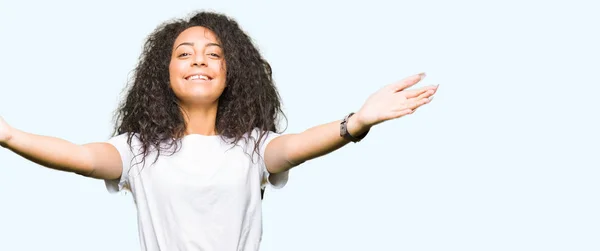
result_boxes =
[340,112,369,143]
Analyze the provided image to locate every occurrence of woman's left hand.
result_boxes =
[354,73,438,129]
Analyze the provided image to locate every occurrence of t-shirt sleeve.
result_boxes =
[259,130,289,189]
[104,133,135,193]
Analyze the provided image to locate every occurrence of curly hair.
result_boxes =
[112,11,285,163]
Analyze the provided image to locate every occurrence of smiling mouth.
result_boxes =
[186,75,212,81]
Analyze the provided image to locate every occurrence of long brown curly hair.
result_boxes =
[112,11,286,163]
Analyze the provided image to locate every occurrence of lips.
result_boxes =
[185,74,212,81]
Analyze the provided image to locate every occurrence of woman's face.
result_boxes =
[169,26,227,106]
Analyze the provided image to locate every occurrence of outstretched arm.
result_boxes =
[264,73,437,174]
[0,117,122,179]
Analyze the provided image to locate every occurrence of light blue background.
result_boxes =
[0,0,598,250]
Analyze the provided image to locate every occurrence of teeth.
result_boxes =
[188,75,209,80]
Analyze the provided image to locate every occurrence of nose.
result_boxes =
[192,53,207,67]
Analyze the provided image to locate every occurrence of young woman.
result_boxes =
[0,11,438,251]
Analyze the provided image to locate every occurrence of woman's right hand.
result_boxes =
[0,116,13,145]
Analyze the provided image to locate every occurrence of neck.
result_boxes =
[180,103,219,136]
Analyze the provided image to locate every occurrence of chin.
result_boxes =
[177,92,222,106]
[173,84,224,105]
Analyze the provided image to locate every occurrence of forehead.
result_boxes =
[173,26,220,48]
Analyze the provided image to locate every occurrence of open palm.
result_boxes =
[355,73,438,128]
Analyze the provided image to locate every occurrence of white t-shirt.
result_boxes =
[104,128,289,251]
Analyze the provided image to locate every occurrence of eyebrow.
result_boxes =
[175,42,222,50]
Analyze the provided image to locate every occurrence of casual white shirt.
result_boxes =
[104,128,289,251]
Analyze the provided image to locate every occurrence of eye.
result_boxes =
[208,53,221,58]
[178,52,191,58]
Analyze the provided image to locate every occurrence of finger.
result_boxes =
[405,94,436,114]
[416,88,436,100]
[388,72,426,92]
[410,96,434,112]
[395,89,433,109]
[403,84,437,98]
[403,94,433,110]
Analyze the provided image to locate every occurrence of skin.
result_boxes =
[169,26,227,136]
[0,26,438,184]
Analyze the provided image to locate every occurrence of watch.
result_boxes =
[340,112,369,143]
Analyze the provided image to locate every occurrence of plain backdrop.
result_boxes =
[0,0,598,250]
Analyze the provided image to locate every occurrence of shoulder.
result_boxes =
[248,128,282,156]
[107,133,141,146]
[227,128,281,154]
[106,133,146,155]
[244,128,281,145]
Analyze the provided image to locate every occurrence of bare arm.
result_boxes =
[0,118,122,180]
[264,115,367,173]
[264,73,438,174]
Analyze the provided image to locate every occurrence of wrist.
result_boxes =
[0,127,16,148]
[351,112,371,130]
[346,113,371,139]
